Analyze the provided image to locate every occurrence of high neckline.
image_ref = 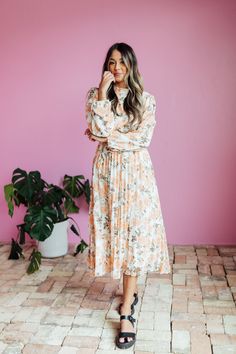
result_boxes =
[114,85,129,91]
[114,85,129,100]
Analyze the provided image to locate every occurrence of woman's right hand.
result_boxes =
[98,71,115,100]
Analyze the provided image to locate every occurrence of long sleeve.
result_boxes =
[85,87,118,138]
[107,93,157,151]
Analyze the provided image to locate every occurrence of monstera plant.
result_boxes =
[4,167,90,274]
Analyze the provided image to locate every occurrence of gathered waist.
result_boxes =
[97,142,147,154]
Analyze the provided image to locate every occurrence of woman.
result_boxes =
[84,42,171,349]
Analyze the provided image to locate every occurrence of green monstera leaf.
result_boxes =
[74,240,88,256]
[4,183,15,217]
[64,196,79,215]
[42,184,78,218]
[27,249,42,274]
[24,205,58,241]
[8,239,25,260]
[63,174,85,198]
[42,184,64,206]
[83,179,91,205]
[12,168,45,204]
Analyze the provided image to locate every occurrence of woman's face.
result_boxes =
[108,49,128,84]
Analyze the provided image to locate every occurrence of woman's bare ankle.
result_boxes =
[120,303,132,314]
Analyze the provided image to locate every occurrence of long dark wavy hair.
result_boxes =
[102,42,144,130]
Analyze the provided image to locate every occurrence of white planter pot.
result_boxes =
[37,219,69,258]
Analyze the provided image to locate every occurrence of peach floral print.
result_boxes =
[85,85,171,279]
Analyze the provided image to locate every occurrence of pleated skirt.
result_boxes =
[87,142,171,279]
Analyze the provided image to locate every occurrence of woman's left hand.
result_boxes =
[84,128,108,142]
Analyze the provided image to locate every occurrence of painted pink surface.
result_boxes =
[0,0,235,245]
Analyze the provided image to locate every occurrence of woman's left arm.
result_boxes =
[85,87,119,138]
[84,128,108,142]
[106,94,157,151]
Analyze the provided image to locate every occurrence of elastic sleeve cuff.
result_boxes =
[107,130,134,150]
[107,130,119,148]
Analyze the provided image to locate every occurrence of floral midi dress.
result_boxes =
[85,85,171,279]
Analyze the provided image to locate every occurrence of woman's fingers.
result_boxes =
[104,70,114,78]
[99,71,115,93]
[84,128,95,142]
[85,128,106,142]
[85,129,92,138]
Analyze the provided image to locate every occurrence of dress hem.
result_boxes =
[87,264,172,280]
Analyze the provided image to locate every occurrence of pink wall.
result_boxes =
[0,0,236,245]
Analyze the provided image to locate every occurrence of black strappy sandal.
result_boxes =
[118,292,138,315]
[115,314,136,349]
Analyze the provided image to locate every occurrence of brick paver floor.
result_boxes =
[0,243,236,354]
